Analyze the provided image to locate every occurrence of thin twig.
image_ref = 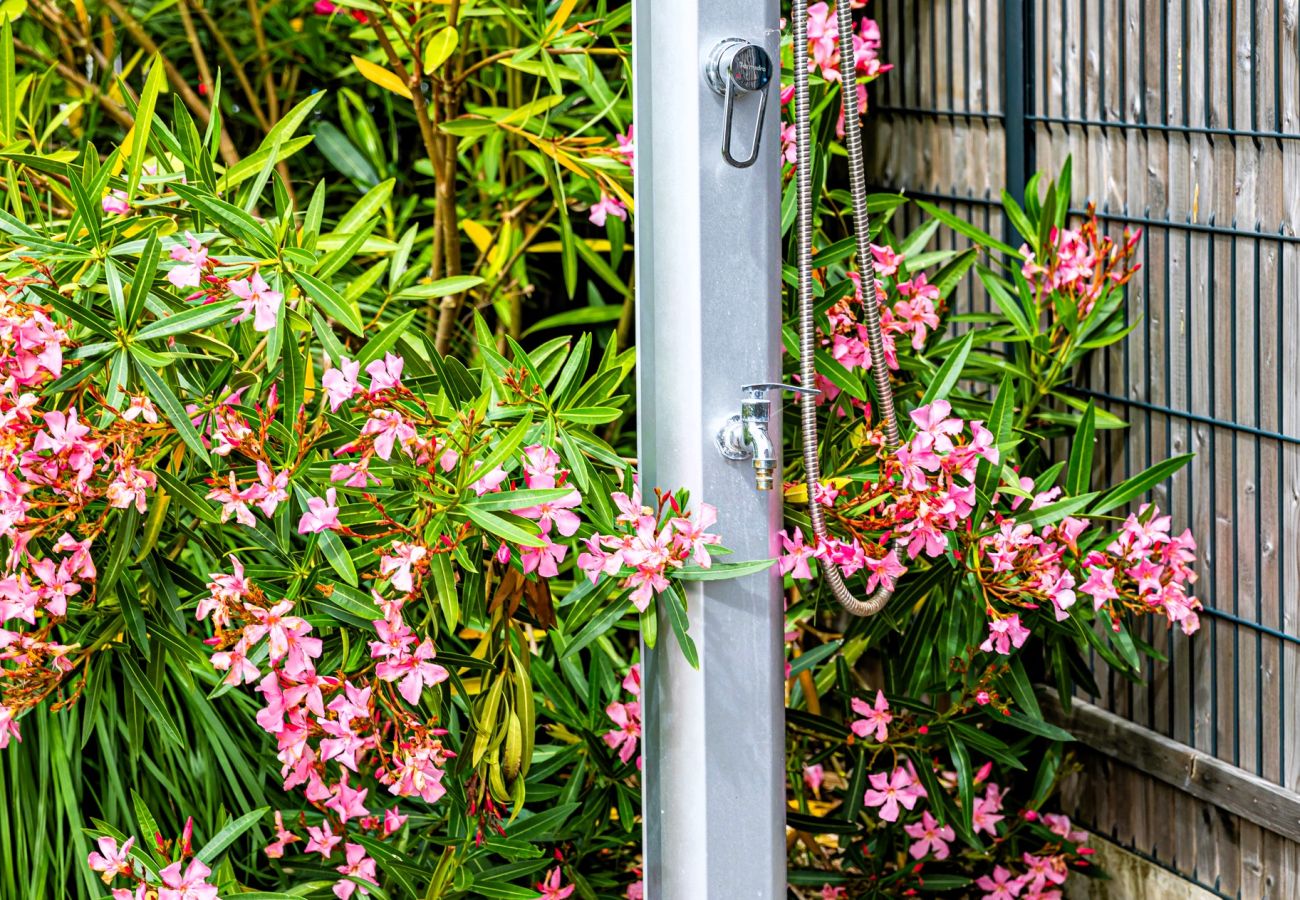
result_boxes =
[100,0,241,167]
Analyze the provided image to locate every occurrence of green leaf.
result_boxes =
[662,582,698,669]
[998,709,1075,742]
[464,488,575,512]
[357,309,418,367]
[154,469,221,523]
[126,232,162,325]
[294,271,362,336]
[125,59,166,202]
[118,654,183,747]
[462,507,546,548]
[1010,492,1098,528]
[673,558,774,581]
[1065,402,1097,495]
[917,331,975,407]
[1091,453,1194,515]
[134,299,238,341]
[195,807,269,865]
[914,199,1023,257]
[946,731,977,848]
[133,356,210,464]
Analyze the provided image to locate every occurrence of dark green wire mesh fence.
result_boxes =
[863,0,1300,893]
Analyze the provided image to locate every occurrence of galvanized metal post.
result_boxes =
[632,0,785,897]
[1002,0,1032,246]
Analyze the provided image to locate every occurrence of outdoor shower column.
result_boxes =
[633,0,785,897]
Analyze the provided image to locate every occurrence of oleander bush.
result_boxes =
[0,2,1199,899]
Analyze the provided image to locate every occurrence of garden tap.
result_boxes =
[716,383,819,490]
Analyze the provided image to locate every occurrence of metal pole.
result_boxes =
[633,0,784,896]
[1002,0,1031,247]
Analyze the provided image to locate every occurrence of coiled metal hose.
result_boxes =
[792,0,902,617]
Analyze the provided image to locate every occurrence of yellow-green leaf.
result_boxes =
[350,55,412,100]
[124,58,166,202]
[544,0,579,41]
[422,26,459,73]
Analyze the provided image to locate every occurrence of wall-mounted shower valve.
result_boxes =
[705,39,774,168]
[717,383,820,490]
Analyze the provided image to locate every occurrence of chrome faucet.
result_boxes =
[716,383,819,490]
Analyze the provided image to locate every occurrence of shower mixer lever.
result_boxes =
[716,383,819,491]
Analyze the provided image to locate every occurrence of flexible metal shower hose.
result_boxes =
[792,0,902,616]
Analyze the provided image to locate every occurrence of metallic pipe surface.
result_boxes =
[633,0,784,896]
[792,0,902,617]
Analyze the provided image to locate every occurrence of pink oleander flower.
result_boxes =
[617,124,635,173]
[515,488,583,538]
[229,271,282,332]
[980,613,1031,655]
[326,773,371,823]
[779,528,817,580]
[122,395,159,423]
[383,807,407,836]
[365,353,404,394]
[323,356,361,411]
[536,866,576,900]
[577,535,623,584]
[521,531,568,578]
[975,865,1025,900]
[306,820,343,859]
[157,858,218,900]
[803,763,825,794]
[102,190,130,215]
[87,836,135,882]
[904,810,955,860]
[0,705,21,748]
[264,811,301,859]
[380,541,428,594]
[849,690,892,742]
[870,242,903,276]
[669,502,721,567]
[604,699,641,765]
[820,887,847,900]
[627,881,645,900]
[334,843,378,900]
[376,638,449,705]
[589,193,627,227]
[470,464,508,496]
[863,765,924,822]
[806,2,839,80]
[863,549,907,593]
[1079,565,1120,610]
[972,785,1006,836]
[167,232,209,288]
[299,488,341,534]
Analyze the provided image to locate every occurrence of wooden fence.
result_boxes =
[862,0,1300,894]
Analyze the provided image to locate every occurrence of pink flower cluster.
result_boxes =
[976,501,1200,639]
[1018,210,1141,318]
[781,399,996,586]
[577,485,722,612]
[603,663,642,767]
[198,553,443,900]
[0,285,163,748]
[816,259,940,408]
[805,2,889,82]
[87,826,221,900]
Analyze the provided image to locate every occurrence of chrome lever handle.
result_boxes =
[706,39,774,169]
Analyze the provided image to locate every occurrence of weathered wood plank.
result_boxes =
[1043,690,1300,845]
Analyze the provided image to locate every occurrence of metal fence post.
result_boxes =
[1002,0,1032,243]
[632,0,785,897]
